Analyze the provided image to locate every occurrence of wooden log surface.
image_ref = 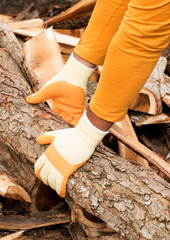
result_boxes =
[0,22,40,91]
[0,47,68,194]
[109,125,170,178]
[115,115,149,168]
[0,231,25,240]
[23,27,64,91]
[0,210,70,230]
[0,166,31,202]
[0,23,170,240]
[44,0,96,27]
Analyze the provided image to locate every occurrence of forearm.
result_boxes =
[86,106,113,131]
[90,0,170,123]
[74,0,130,66]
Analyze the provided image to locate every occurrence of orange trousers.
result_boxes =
[74,0,170,122]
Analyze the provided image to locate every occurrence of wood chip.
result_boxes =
[0,231,25,240]
[44,0,96,27]
[13,28,80,46]
[0,14,13,22]
[23,27,64,91]
[137,113,170,126]
[0,167,31,202]
[115,115,149,167]
[162,94,170,108]
[9,19,43,29]
[110,124,170,178]
[0,210,70,230]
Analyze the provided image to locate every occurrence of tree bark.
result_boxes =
[0,48,68,194]
[0,25,169,240]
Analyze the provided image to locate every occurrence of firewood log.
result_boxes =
[0,166,31,202]
[110,125,170,178]
[1,49,169,239]
[0,22,40,90]
[44,0,96,27]
[8,19,43,29]
[23,28,64,91]
[115,115,149,167]
[0,210,70,230]
[0,23,169,240]
[13,28,80,47]
[0,231,25,240]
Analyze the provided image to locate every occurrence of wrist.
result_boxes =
[76,111,108,149]
[86,106,113,131]
[73,52,96,69]
[61,53,95,91]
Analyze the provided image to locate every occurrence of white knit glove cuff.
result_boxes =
[75,111,108,150]
[59,53,95,91]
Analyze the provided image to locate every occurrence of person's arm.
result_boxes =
[74,0,130,65]
[89,0,170,123]
[26,0,130,126]
[34,110,109,198]
[26,53,95,126]
[28,0,170,200]
[86,106,113,131]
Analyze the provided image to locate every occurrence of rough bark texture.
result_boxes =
[0,23,41,91]
[0,49,170,240]
[0,24,169,240]
[0,48,68,194]
[53,17,90,29]
[67,149,170,240]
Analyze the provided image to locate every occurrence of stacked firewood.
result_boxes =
[0,1,169,239]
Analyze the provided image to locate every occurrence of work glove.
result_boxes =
[35,112,108,197]
[26,53,94,126]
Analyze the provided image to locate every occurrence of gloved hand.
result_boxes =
[26,53,94,126]
[35,112,107,197]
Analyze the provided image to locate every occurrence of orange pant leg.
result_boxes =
[74,0,130,65]
[89,0,170,122]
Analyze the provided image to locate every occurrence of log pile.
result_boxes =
[0,1,169,239]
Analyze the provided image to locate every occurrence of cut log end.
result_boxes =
[0,170,31,202]
[129,88,162,115]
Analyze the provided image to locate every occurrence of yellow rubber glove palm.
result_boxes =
[26,53,94,126]
[35,112,107,197]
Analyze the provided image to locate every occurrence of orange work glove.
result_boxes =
[35,112,108,197]
[26,53,94,126]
